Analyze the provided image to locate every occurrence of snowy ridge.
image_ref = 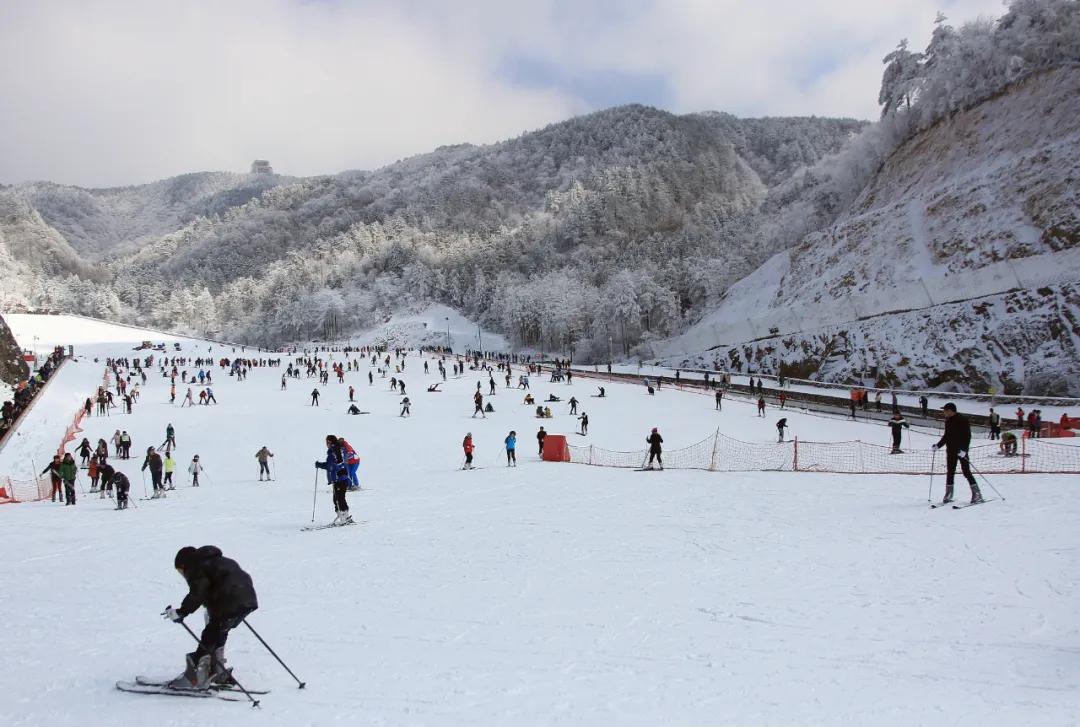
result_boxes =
[665,67,1080,394]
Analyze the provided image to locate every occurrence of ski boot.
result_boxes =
[208,648,236,688]
[168,651,212,690]
[941,484,954,505]
[970,486,985,505]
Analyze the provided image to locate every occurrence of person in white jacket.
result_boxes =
[188,455,204,487]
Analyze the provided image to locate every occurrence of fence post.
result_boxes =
[793,437,799,472]
[588,445,594,466]
[1021,435,1026,474]
[709,428,720,471]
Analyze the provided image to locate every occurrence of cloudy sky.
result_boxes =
[1,0,1007,187]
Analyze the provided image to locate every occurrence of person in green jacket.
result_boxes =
[59,452,78,506]
[164,452,177,490]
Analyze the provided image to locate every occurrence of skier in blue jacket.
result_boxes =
[315,435,353,525]
[504,431,517,467]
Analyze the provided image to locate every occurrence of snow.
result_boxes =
[314,304,509,353]
[1,315,1077,726]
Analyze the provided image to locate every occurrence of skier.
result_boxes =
[163,545,259,690]
[255,447,274,481]
[78,437,93,466]
[89,455,101,493]
[182,388,194,407]
[311,389,320,406]
[142,447,165,498]
[472,391,485,418]
[347,404,362,415]
[888,412,909,453]
[645,428,664,470]
[757,396,766,417]
[932,403,983,505]
[41,454,62,503]
[778,392,786,409]
[400,396,411,417]
[348,385,355,402]
[597,386,605,398]
[504,431,517,467]
[988,408,1001,440]
[579,412,589,435]
[462,433,475,469]
[164,423,176,451]
[999,431,1018,456]
[919,395,929,418]
[776,418,788,443]
[537,426,546,456]
[1015,406,1024,429]
[189,455,203,486]
[60,452,78,506]
[569,397,579,415]
[339,437,361,491]
[103,464,129,509]
[715,389,723,410]
[314,435,354,525]
[281,374,287,391]
[164,452,177,490]
[205,387,216,405]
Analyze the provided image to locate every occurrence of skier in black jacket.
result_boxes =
[932,403,983,504]
[888,413,909,453]
[646,428,664,469]
[163,545,259,690]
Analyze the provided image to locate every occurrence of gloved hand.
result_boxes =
[162,605,183,623]
[931,444,940,451]
[958,450,968,460]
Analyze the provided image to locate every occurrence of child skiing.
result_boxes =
[189,455,203,486]
[504,431,516,467]
[462,433,475,469]
[315,435,354,525]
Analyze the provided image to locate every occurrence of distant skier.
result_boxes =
[142,447,165,498]
[348,385,355,402]
[504,431,517,467]
[919,395,929,418]
[569,397,579,415]
[578,412,589,435]
[315,435,354,525]
[164,452,177,490]
[255,447,274,481]
[339,437,361,490]
[400,397,411,417]
[645,428,664,470]
[932,403,983,505]
[463,433,475,469]
[888,412,909,453]
[60,452,77,506]
[310,389,320,406]
[163,545,259,690]
[537,426,546,456]
[163,423,176,451]
[472,391,485,418]
[347,404,362,414]
[188,455,203,487]
[715,389,723,411]
[999,431,1018,456]
[988,408,1001,440]
[757,396,766,417]
[776,418,788,442]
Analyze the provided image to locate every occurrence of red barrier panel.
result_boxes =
[542,434,570,462]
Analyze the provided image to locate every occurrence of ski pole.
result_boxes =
[966,459,1006,501]
[173,619,260,708]
[141,470,149,499]
[243,620,305,689]
[311,468,320,522]
[927,448,936,503]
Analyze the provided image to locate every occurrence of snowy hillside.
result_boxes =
[666,66,1080,395]
[0,315,1076,726]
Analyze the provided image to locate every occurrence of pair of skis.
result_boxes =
[116,676,268,702]
[301,519,364,532]
[930,498,997,510]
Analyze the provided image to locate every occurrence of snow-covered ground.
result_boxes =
[1,316,1077,726]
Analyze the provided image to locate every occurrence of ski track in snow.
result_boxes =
[0,316,1077,726]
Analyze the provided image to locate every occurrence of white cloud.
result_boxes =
[0,0,1009,187]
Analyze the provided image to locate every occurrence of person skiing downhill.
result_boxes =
[163,452,177,490]
[776,418,788,442]
[189,455,203,486]
[578,412,589,435]
[255,447,274,481]
[646,428,664,469]
[462,433,475,469]
[310,389,320,406]
[888,412,909,453]
[504,431,517,467]
[163,545,259,691]
[932,402,983,505]
[142,447,165,498]
[315,435,354,525]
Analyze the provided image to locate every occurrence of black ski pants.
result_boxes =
[194,607,256,661]
[648,450,663,466]
[892,431,902,449]
[332,479,349,513]
[259,461,270,477]
[945,450,977,487]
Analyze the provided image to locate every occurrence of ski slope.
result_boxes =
[0,316,1077,727]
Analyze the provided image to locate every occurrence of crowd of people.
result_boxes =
[1,345,66,441]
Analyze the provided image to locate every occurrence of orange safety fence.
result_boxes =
[563,429,1080,475]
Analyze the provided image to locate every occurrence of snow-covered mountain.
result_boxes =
[664,66,1080,395]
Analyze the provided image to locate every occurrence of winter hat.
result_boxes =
[652,427,658,433]
[942,402,957,412]
[174,546,198,570]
